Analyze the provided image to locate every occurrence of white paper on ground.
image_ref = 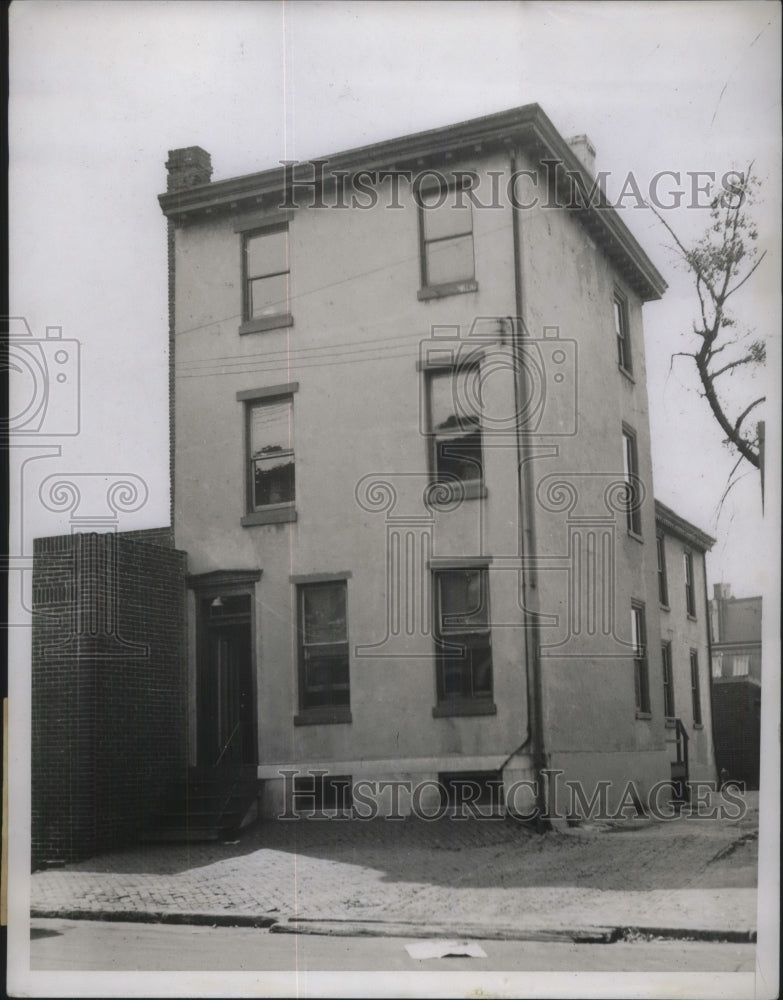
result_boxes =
[405,940,488,960]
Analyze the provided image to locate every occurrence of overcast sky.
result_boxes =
[9,0,781,596]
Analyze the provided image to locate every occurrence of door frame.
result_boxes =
[187,569,262,769]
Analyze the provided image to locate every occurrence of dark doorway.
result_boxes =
[198,594,256,769]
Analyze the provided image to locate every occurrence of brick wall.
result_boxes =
[32,529,188,866]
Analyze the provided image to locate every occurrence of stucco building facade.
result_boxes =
[154,105,715,819]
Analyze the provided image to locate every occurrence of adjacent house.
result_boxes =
[710,584,762,788]
[654,501,717,793]
[33,105,720,859]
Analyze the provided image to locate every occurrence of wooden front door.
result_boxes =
[198,595,256,768]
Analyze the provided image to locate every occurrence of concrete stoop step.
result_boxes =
[141,766,259,844]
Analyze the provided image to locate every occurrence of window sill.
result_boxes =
[294,708,352,726]
[627,529,644,544]
[687,614,698,622]
[693,722,704,730]
[635,711,652,721]
[618,365,635,384]
[242,505,297,526]
[432,700,497,718]
[418,279,478,301]
[239,313,294,335]
[659,603,670,612]
[664,717,677,729]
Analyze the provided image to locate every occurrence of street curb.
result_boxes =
[31,908,755,945]
[271,919,619,944]
[272,918,757,945]
[30,908,278,929]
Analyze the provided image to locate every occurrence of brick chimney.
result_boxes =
[568,134,596,176]
[713,583,732,600]
[165,146,212,192]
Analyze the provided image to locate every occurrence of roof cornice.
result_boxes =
[655,499,716,551]
[159,104,667,302]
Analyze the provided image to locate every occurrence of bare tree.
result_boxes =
[650,169,767,471]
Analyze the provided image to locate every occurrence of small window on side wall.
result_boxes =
[614,292,632,375]
[656,533,669,606]
[661,640,675,719]
[631,601,650,715]
[690,649,702,726]
[684,551,696,617]
[621,427,642,536]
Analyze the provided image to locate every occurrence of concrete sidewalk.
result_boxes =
[30,801,759,942]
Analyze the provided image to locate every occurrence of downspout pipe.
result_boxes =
[509,151,549,827]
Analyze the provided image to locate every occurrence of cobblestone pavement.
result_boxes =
[30,796,759,936]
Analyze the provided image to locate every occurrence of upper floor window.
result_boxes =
[656,533,669,606]
[622,427,642,536]
[614,292,632,374]
[631,601,650,716]
[684,551,696,617]
[433,566,494,715]
[296,579,351,721]
[239,221,293,334]
[427,366,484,498]
[418,182,477,299]
[690,649,703,726]
[661,640,675,719]
[238,383,298,526]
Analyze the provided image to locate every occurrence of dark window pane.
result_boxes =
[254,455,294,507]
[302,584,347,644]
[435,434,482,484]
[439,570,487,631]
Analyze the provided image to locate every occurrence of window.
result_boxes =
[690,649,702,726]
[622,427,642,535]
[661,641,675,719]
[631,602,650,715]
[614,292,632,374]
[684,551,696,616]
[427,367,484,495]
[241,224,292,332]
[418,182,476,297]
[656,533,669,606]
[238,383,298,526]
[433,567,494,714]
[297,580,350,717]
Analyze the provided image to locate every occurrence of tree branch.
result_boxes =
[734,396,765,434]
